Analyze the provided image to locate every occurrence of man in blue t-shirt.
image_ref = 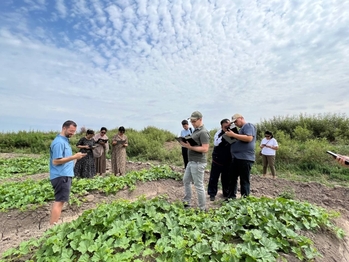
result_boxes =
[224,113,257,199]
[49,120,86,225]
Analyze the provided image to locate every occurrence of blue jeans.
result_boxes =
[183,161,207,210]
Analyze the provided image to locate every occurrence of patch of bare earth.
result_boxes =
[1,159,349,261]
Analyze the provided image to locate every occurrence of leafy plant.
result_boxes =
[2,196,343,261]
[278,187,295,199]
[0,156,49,179]
[0,165,181,211]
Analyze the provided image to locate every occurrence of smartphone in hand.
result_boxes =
[326,151,349,165]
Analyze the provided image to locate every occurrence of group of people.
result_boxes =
[179,112,259,210]
[178,112,280,211]
[178,111,349,212]
[73,126,128,179]
[49,114,349,224]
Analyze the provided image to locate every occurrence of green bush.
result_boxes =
[2,113,349,183]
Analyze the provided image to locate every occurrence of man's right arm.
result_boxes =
[52,153,86,165]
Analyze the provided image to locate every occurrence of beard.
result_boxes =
[65,132,73,138]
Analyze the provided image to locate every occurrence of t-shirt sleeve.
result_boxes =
[242,123,255,136]
[273,139,278,146]
[260,138,266,145]
[51,142,65,160]
[200,131,210,144]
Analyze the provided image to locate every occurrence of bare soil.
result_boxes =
[1,158,349,261]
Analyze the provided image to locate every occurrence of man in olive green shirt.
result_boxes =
[180,111,210,211]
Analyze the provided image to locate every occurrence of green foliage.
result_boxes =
[0,131,57,153]
[254,113,349,183]
[124,127,182,162]
[2,196,342,261]
[0,166,181,211]
[256,113,349,142]
[2,113,349,183]
[0,156,49,179]
[278,187,295,199]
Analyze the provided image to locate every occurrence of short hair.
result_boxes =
[220,118,230,126]
[100,127,107,132]
[86,129,95,135]
[119,126,126,132]
[62,120,77,128]
[181,120,189,125]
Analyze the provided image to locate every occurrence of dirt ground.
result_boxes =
[1,159,349,261]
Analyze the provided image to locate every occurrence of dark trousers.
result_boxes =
[181,147,189,168]
[227,158,253,198]
[207,161,231,197]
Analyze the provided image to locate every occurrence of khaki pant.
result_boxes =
[183,161,207,210]
[262,155,276,177]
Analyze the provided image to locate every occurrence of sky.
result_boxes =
[1,0,349,135]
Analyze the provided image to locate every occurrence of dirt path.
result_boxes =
[1,161,349,261]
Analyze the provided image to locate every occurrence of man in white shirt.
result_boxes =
[179,119,192,168]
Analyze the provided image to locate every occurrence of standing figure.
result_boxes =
[74,129,96,178]
[207,119,234,201]
[111,126,128,176]
[180,111,210,211]
[179,120,193,168]
[49,120,86,225]
[225,113,257,199]
[93,127,109,176]
[260,131,279,178]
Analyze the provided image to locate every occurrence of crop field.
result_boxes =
[0,155,349,261]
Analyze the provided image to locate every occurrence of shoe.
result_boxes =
[209,196,215,201]
[183,202,190,208]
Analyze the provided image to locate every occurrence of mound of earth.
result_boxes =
[1,159,349,261]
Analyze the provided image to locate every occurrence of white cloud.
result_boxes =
[0,0,349,134]
[55,0,67,18]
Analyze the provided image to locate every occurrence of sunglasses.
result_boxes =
[265,135,270,138]
[101,131,106,134]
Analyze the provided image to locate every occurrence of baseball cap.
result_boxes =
[188,111,203,121]
[231,113,243,122]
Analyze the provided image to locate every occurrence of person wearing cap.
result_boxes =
[180,111,210,211]
[225,113,257,199]
[178,119,193,168]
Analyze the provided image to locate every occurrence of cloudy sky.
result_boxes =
[1,0,349,135]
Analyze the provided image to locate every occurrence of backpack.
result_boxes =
[92,145,103,158]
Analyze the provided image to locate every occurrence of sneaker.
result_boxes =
[209,196,215,201]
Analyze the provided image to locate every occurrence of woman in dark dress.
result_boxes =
[74,129,96,178]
